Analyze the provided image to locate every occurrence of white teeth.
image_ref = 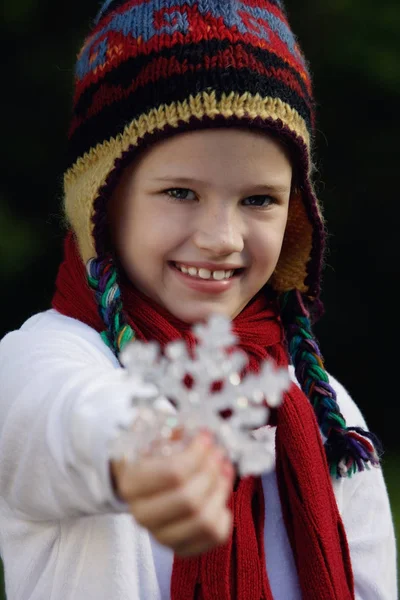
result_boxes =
[199,268,212,279]
[213,270,225,280]
[176,263,236,280]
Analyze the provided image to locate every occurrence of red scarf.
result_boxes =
[53,234,354,599]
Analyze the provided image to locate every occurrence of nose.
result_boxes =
[192,204,244,256]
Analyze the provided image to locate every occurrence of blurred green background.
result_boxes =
[0,0,398,596]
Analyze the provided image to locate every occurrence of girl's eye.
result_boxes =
[165,188,196,201]
[242,195,275,208]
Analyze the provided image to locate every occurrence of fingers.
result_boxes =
[132,446,228,530]
[173,507,232,558]
[113,431,215,502]
[153,471,234,557]
[111,429,236,558]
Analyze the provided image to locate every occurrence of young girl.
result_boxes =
[0,1,396,598]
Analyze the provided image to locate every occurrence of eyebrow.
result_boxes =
[152,176,290,194]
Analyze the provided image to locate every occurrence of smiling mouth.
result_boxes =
[170,262,245,281]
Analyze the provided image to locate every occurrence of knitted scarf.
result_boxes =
[52,234,354,600]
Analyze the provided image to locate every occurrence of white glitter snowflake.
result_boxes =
[110,314,290,476]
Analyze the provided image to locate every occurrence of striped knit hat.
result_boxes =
[65,0,322,299]
[61,0,380,476]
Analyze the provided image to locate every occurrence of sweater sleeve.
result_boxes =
[0,312,156,521]
[330,375,398,600]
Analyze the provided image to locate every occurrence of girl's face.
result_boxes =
[110,128,292,323]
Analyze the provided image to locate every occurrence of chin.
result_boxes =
[170,302,235,324]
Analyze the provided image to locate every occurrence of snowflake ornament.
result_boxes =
[110,315,290,476]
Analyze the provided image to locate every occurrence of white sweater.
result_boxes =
[0,310,396,600]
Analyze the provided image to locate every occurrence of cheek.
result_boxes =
[249,220,287,270]
[117,204,185,268]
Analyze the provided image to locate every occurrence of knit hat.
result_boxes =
[59,0,380,477]
[64,0,323,300]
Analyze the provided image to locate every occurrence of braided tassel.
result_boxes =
[281,290,381,478]
[87,256,135,354]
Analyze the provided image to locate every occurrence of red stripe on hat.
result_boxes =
[74,6,310,103]
[69,48,310,139]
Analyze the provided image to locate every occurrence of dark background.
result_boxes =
[1,0,399,593]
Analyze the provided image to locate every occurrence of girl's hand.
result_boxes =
[110,432,234,557]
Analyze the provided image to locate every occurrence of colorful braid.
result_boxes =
[281,290,381,478]
[86,256,135,354]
